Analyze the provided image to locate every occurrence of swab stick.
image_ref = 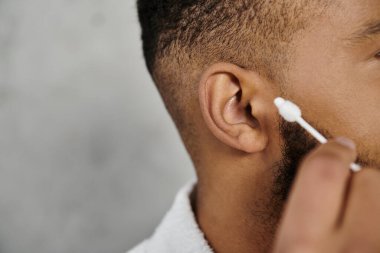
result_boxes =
[274,97,361,172]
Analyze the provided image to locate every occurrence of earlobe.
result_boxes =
[198,63,269,153]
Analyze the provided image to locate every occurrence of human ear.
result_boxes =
[198,63,270,153]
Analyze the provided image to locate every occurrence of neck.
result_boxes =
[193,161,283,253]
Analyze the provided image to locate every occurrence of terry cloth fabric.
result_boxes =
[127,180,214,253]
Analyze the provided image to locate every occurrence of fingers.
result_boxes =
[275,137,357,249]
[341,167,380,249]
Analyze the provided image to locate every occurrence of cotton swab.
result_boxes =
[274,97,361,172]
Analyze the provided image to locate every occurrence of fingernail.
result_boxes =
[335,136,356,150]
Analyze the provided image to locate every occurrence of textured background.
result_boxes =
[0,1,194,252]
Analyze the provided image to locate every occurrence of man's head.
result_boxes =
[136,0,330,144]
[137,0,380,236]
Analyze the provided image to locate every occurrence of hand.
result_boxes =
[272,137,380,253]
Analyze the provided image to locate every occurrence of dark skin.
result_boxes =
[192,0,380,252]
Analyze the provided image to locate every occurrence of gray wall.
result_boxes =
[0,1,194,252]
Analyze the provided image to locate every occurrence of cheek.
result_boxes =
[287,66,380,166]
[337,81,380,164]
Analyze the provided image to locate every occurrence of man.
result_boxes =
[130,0,380,252]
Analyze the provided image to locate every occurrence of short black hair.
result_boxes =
[137,0,200,75]
[137,1,329,74]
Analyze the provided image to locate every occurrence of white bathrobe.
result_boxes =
[127,181,214,253]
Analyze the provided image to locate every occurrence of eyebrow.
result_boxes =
[346,20,380,43]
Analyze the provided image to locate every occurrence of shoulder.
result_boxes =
[126,179,213,253]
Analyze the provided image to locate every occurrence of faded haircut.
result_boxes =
[137,0,330,161]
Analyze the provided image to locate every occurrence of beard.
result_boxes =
[272,117,374,204]
[267,117,373,225]
[271,118,319,204]
[251,117,374,252]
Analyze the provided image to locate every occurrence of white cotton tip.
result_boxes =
[273,97,302,122]
[274,97,285,108]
